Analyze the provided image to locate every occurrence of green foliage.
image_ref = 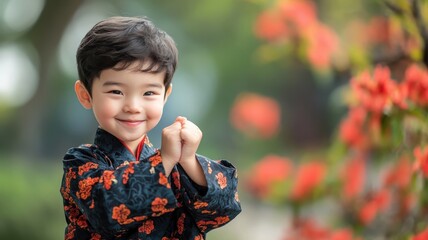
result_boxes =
[0,158,64,240]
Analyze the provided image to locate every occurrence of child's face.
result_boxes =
[80,61,170,151]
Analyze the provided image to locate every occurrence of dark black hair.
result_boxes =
[76,16,178,94]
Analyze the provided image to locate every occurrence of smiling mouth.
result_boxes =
[117,119,145,126]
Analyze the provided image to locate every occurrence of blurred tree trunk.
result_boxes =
[15,0,85,158]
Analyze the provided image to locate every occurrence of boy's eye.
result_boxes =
[144,91,155,96]
[108,90,123,95]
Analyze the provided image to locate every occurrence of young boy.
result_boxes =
[60,16,241,240]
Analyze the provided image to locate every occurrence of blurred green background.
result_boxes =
[0,0,377,239]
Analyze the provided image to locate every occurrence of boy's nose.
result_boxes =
[123,97,142,113]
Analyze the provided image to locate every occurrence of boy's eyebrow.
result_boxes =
[145,83,164,88]
[103,81,124,87]
[102,81,163,88]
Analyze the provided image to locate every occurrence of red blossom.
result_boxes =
[339,107,368,150]
[330,228,355,240]
[402,64,428,106]
[279,0,317,29]
[358,189,391,225]
[290,161,326,201]
[306,23,339,69]
[366,17,391,45]
[230,93,281,138]
[286,219,330,240]
[341,156,366,201]
[351,65,398,114]
[383,156,412,189]
[112,204,134,225]
[413,146,428,177]
[247,155,293,198]
[412,227,428,240]
[255,10,288,41]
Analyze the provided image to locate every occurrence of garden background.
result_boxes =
[1,0,428,239]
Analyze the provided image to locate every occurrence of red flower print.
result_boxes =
[122,162,135,184]
[159,172,170,188]
[77,177,100,200]
[230,93,281,139]
[194,200,209,209]
[133,215,148,222]
[77,215,88,229]
[216,172,227,189]
[78,162,99,175]
[138,219,154,234]
[64,225,75,240]
[112,204,134,225]
[215,216,230,225]
[194,234,204,240]
[247,155,292,198]
[290,161,326,201]
[172,171,181,189]
[100,170,116,190]
[90,233,102,240]
[341,155,366,201]
[414,146,428,177]
[412,227,428,240]
[177,213,185,234]
[151,197,173,215]
[63,168,77,200]
[255,10,288,41]
[149,151,162,167]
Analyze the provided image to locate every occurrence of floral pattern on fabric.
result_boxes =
[60,128,241,239]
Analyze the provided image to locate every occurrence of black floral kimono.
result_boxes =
[60,128,241,240]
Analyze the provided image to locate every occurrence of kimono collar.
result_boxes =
[93,127,157,164]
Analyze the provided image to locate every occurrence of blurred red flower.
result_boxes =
[358,189,391,225]
[255,10,289,41]
[284,219,329,240]
[413,146,428,177]
[230,93,281,138]
[383,156,412,189]
[366,17,391,45]
[330,228,355,240]
[412,227,428,240]
[402,64,428,106]
[351,65,398,114]
[306,23,339,70]
[341,155,366,201]
[290,161,327,201]
[279,0,317,29]
[247,155,293,198]
[339,107,368,150]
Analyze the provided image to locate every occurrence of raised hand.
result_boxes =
[178,117,202,163]
[160,118,183,176]
[177,117,207,186]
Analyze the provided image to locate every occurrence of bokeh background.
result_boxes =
[1,0,428,239]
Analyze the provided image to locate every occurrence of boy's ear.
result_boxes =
[164,84,173,104]
[75,80,92,109]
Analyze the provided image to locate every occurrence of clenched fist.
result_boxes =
[160,117,206,186]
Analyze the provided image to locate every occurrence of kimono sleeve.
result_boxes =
[60,147,177,238]
[177,154,242,233]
